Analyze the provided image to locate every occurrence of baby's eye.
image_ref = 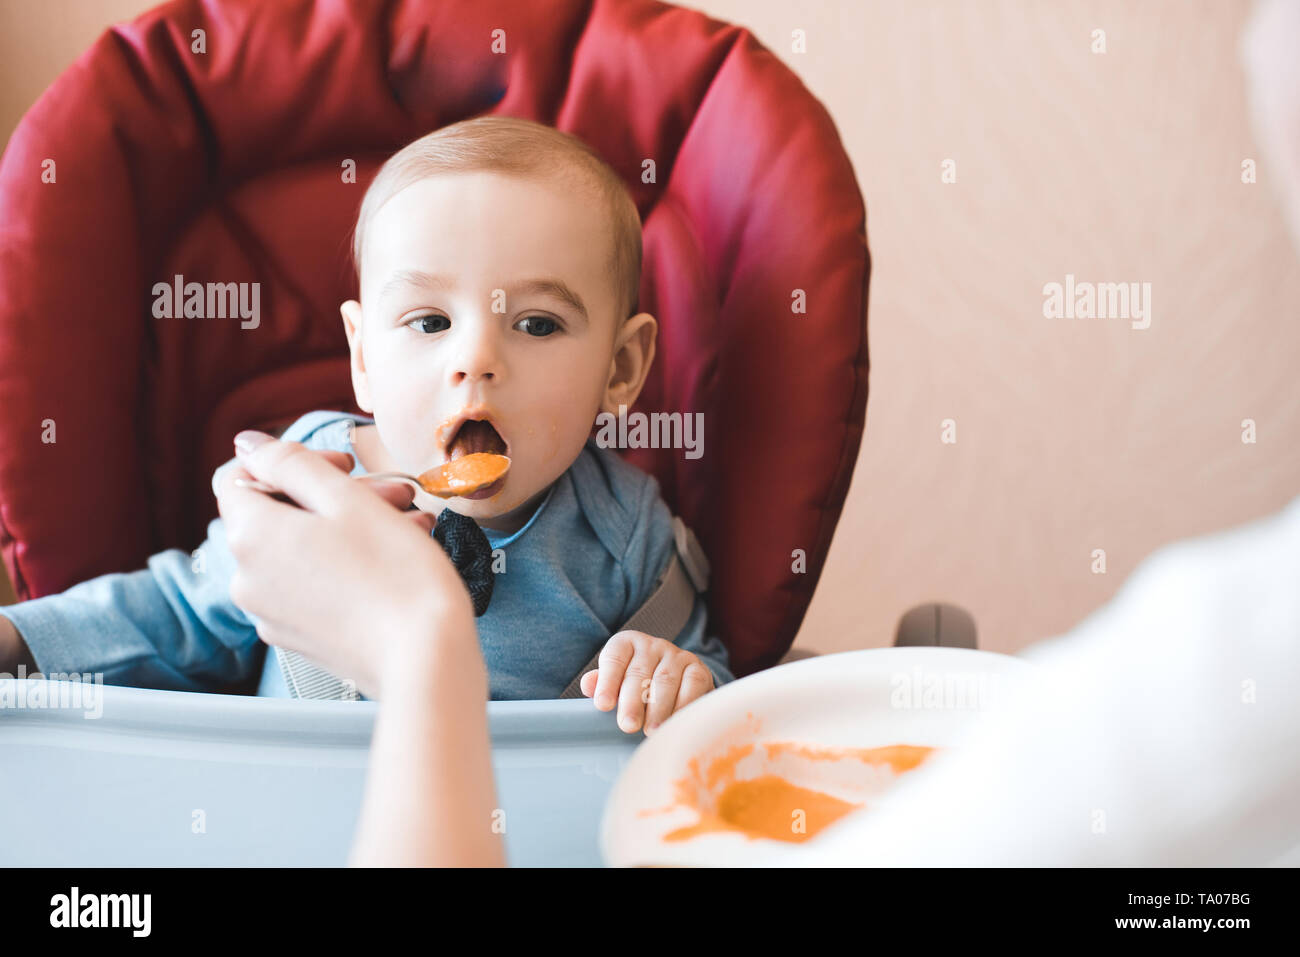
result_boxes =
[406,314,450,335]
[515,315,561,337]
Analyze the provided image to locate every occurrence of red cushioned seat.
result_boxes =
[0,0,869,679]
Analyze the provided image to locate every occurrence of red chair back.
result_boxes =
[0,0,870,677]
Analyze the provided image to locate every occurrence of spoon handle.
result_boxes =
[357,471,421,487]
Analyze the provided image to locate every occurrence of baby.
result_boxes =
[0,116,733,734]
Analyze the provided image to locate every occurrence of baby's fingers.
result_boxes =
[644,656,690,734]
[615,644,660,734]
[591,633,634,712]
[673,662,715,713]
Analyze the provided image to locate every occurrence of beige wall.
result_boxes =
[3,1,1297,659]
[687,0,1300,655]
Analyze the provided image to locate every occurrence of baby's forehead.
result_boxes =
[378,167,600,222]
[362,194,615,288]
[370,170,608,247]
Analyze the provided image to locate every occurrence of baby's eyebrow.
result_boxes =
[378,270,588,323]
[378,269,454,302]
[508,278,589,324]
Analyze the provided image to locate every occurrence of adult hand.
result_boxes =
[226,447,439,534]
[216,431,503,866]
[214,431,480,699]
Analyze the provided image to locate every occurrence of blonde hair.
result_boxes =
[352,116,643,322]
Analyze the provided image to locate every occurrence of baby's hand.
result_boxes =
[579,630,715,735]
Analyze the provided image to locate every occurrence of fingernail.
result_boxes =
[619,715,637,732]
[234,430,271,456]
[211,463,231,498]
[596,694,612,709]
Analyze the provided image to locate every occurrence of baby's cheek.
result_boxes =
[540,420,562,465]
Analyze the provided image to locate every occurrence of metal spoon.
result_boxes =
[368,452,511,498]
[237,453,511,507]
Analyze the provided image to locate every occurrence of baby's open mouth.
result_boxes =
[446,419,509,461]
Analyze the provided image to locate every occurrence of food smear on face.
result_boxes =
[656,741,937,844]
[417,452,510,497]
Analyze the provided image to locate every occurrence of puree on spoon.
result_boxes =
[416,452,511,498]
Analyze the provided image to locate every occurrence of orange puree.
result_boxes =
[761,741,934,774]
[418,452,510,496]
[658,741,936,844]
[665,775,862,843]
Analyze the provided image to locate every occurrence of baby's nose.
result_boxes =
[451,329,501,383]
[452,365,495,384]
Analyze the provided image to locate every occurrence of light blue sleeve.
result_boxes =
[620,475,735,689]
[0,515,258,691]
[1,410,358,691]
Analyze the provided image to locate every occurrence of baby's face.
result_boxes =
[344,171,624,530]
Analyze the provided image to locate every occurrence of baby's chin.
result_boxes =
[427,437,587,529]
[439,480,552,532]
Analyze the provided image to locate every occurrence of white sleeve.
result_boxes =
[797,495,1300,866]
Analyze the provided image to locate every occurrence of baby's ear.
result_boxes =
[340,300,373,412]
[602,312,658,414]
[340,300,364,343]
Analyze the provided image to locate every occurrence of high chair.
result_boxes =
[0,0,869,865]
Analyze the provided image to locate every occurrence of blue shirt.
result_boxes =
[1,410,734,699]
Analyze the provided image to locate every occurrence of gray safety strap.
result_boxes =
[276,647,360,701]
[557,515,709,699]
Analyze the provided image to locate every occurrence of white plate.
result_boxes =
[600,646,1036,867]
